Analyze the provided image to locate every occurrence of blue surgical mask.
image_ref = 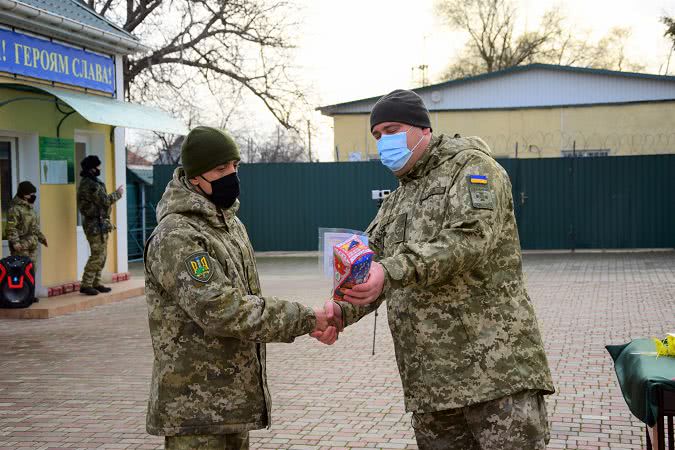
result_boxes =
[376,127,424,172]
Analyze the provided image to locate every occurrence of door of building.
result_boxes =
[0,137,18,257]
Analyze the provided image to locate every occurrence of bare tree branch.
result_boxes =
[662,16,675,74]
[235,126,307,163]
[436,0,643,80]
[88,0,308,134]
[663,16,675,42]
[93,0,116,17]
[125,0,163,32]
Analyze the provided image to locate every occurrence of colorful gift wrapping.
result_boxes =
[333,235,374,301]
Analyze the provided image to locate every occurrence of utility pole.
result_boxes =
[247,137,253,163]
[418,64,429,86]
[412,64,429,87]
[307,119,312,162]
[570,140,577,253]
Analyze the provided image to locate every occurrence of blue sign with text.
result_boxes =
[0,28,115,94]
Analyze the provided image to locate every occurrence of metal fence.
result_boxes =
[148,155,675,252]
[503,155,675,249]
[127,202,157,261]
[151,163,399,251]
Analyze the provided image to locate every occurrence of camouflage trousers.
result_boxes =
[412,390,550,450]
[81,232,108,288]
[165,433,249,450]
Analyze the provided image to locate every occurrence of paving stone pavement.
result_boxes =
[0,252,674,450]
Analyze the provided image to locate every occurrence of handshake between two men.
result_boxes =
[310,260,387,345]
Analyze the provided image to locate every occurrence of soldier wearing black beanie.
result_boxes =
[77,154,123,296]
[341,89,553,450]
[16,181,37,198]
[370,89,432,132]
[6,179,47,303]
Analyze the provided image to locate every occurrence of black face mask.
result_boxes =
[26,194,36,204]
[200,172,240,209]
[91,168,101,177]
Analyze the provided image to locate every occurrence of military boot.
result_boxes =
[80,286,99,296]
[95,285,112,293]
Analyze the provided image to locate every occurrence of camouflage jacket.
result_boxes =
[339,134,555,413]
[6,196,46,254]
[77,175,121,235]
[144,168,316,436]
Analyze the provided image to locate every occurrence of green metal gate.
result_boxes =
[505,155,675,249]
[151,162,398,251]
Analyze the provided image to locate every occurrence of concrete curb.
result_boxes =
[0,278,145,319]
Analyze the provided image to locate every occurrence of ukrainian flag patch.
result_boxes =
[469,174,488,185]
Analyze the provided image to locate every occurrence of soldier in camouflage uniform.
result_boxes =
[6,181,47,295]
[77,155,124,296]
[319,90,555,450]
[144,126,339,450]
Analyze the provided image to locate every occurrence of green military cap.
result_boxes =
[181,126,240,179]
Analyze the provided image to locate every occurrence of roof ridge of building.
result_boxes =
[318,63,675,112]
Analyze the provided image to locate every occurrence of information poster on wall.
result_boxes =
[39,137,75,184]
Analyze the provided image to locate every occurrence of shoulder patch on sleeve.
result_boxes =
[468,174,488,184]
[467,175,495,210]
[184,252,214,283]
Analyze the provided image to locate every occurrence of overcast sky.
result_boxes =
[133,0,675,162]
[288,0,675,161]
[298,0,674,105]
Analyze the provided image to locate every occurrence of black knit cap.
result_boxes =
[369,89,432,132]
[17,181,36,197]
[81,155,101,171]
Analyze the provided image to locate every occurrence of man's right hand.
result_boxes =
[116,185,124,196]
[310,300,344,345]
[342,261,385,306]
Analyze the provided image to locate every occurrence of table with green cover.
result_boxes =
[607,339,675,426]
[607,338,675,450]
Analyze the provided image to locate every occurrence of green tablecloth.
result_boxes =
[607,339,675,426]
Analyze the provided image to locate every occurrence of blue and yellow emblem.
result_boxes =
[467,174,494,210]
[469,174,488,185]
[185,252,213,283]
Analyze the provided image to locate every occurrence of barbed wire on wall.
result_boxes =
[337,131,675,161]
[479,131,675,157]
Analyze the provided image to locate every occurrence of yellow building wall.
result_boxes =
[333,101,675,160]
[334,115,376,161]
[0,84,119,286]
